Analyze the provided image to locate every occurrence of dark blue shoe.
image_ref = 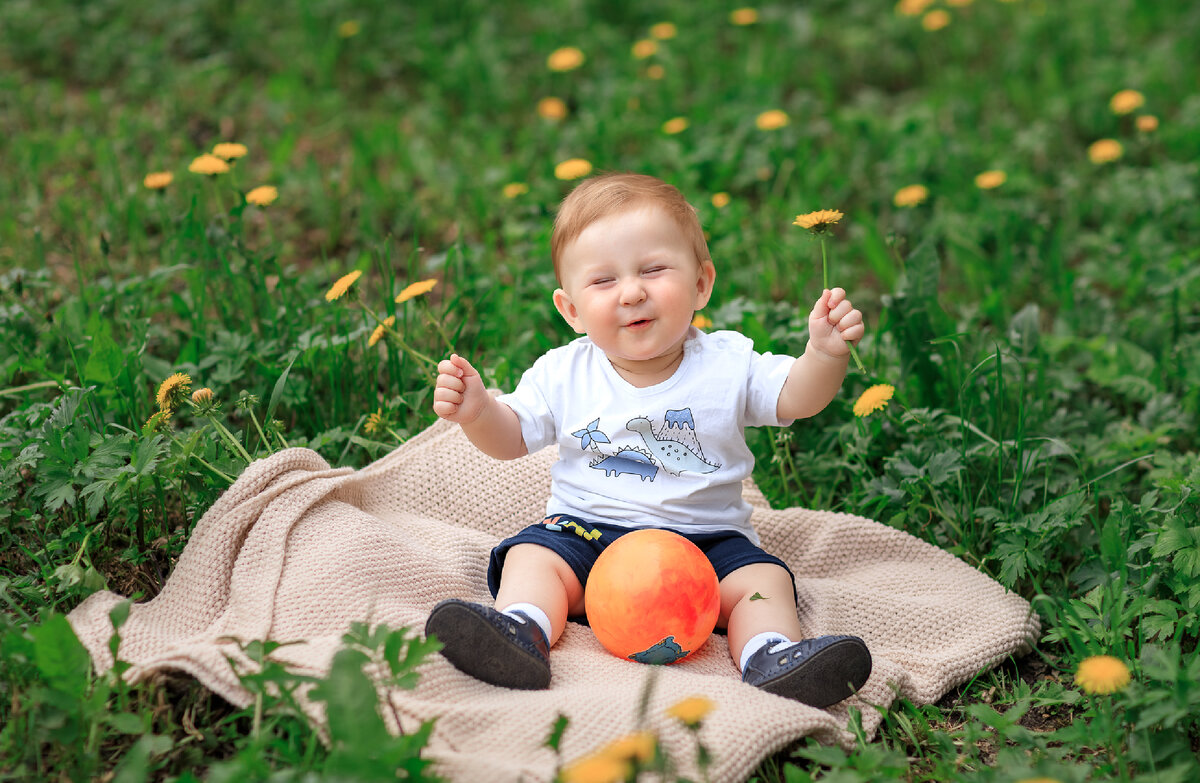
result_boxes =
[425,599,551,690]
[742,635,872,708]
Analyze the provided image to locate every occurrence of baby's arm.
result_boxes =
[776,288,865,420]
[432,354,529,460]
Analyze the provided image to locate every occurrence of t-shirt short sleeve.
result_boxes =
[495,354,558,453]
[744,349,796,428]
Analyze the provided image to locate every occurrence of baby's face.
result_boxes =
[553,205,715,372]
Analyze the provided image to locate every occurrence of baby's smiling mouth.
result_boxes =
[625,318,653,328]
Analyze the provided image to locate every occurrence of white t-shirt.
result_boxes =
[497,328,795,544]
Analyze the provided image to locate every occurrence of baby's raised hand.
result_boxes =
[432,353,488,423]
[807,287,864,359]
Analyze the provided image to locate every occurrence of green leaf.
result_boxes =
[308,647,390,748]
[265,349,301,425]
[30,613,92,698]
[82,318,123,385]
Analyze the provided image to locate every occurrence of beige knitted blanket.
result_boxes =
[68,417,1039,782]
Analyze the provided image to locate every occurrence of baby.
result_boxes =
[425,173,871,708]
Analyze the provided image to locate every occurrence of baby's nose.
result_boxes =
[619,278,647,305]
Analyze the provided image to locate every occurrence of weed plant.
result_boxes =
[1,0,1198,780]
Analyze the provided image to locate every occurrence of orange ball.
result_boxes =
[585,529,720,664]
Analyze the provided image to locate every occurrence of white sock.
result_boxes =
[500,602,553,643]
[739,631,794,673]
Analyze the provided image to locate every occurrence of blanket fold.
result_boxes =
[68,418,1039,782]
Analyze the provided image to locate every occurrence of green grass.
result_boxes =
[2,0,1199,779]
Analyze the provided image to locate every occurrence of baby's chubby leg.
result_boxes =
[493,542,586,645]
[719,562,806,664]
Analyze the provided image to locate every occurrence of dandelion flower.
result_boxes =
[631,39,657,59]
[692,313,713,329]
[325,270,363,302]
[922,9,951,30]
[645,64,665,80]
[1109,89,1145,115]
[156,372,192,412]
[602,731,657,763]
[212,142,248,160]
[893,184,929,207]
[1087,139,1123,164]
[730,8,759,25]
[369,316,395,347]
[896,0,935,16]
[755,109,789,131]
[661,117,689,135]
[1136,114,1158,133]
[143,171,173,189]
[650,22,677,40]
[555,158,593,180]
[793,209,844,234]
[537,96,568,120]
[364,408,387,435]
[853,384,895,417]
[503,182,529,199]
[143,409,172,435]
[974,170,1007,189]
[711,192,730,209]
[245,185,278,206]
[396,278,438,303]
[338,20,361,38]
[560,753,630,783]
[547,46,585,72]
[188,154,230,175]
[666,696,716,727]
[191,387,214,405]
[1075,655,1131,695]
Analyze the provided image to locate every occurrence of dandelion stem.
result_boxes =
[207,415,254,465]
[246,408,275,456]
[169,432,235,484]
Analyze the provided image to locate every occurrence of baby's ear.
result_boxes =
[553,288,586,334]
[694,260,717,308]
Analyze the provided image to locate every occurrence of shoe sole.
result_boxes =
[425,600,551,690]
[758,637,872,709]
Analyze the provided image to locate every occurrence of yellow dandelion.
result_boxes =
[191,387,214,405]
[245,185,278,206]
[1109,89,1145,115]
[601,731,657,763]
[853,384,895,417]
[631,39,658,59]
[692,313,713,329]
[645,64,665,80]
[211,142,248,160]
[755,109,789,131]
[893,184,929,207]
[730,8,759,25]
[661,117,689,135]
[793,209,844,234]
[649,22,677,40]
[142,409,172,434]
[555,158,593,180]
[155,372,192,412]
[560,753,630,783]
[896,0,935,16]
[364,408,387,435]
[396,278,438,303]
[143,171,173,189]
[711,192,730,209]
[338,20,361,38]
[325,270,363,302]
[503,182,529,199]
[666,695,716,727]
[369,316,396,347]
[974,170,1007,190]
[547,46,585,72]
[537,96,568,120]
[1135,114,1158,133]
[1087,139,1123,164]
[922,9,951,30]
[188,154,230,176]
[1075,655,1131,695]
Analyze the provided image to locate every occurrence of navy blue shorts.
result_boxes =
[486,514,797,614]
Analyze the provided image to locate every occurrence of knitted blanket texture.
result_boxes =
[68,417,1040,782]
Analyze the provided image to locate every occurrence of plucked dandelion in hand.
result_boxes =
[794,209,864,372]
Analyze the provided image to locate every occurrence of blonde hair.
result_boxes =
[551,173,711,283]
